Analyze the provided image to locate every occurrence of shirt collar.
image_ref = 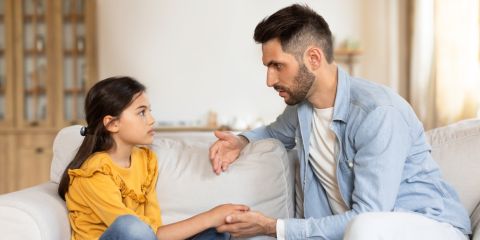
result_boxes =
[332,67,350,123]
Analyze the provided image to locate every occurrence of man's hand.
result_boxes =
[205,204,250,228]
[216,211,277,238]
[209,131,249,175]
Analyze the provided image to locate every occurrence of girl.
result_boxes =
[58,77,248,240]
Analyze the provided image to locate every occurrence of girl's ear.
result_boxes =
[103,115,119,133]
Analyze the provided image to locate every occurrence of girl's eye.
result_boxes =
[139,110,146,116]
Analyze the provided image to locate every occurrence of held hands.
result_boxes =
[209,131,249,175]
[216,211,277,238]
[206,204,250,228]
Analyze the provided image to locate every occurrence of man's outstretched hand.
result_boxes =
[216,211,277,238]
[209,131,249,175]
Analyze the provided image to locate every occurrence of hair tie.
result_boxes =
[80,126,88,136]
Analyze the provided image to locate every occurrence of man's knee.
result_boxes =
[344,212,385,240]
[109,215,156,240]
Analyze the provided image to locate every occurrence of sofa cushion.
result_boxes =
[425,118,480,214]
[50,125,84,184]
[152,137,295,225]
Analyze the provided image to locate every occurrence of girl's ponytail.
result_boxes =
[58,129,98,200]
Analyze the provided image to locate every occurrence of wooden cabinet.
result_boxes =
[15,132,55,189]
[0,0,97,194]
[0,134,15,192]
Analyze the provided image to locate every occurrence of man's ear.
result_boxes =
[103,115,119,133]
[304,47,323,71]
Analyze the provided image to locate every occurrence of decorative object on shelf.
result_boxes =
[207,110,218,128]
[35,35,44,52]
[35,0,44,15]
[76,36,85,52]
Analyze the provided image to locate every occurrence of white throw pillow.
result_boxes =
[425,118,480,214]
[152,137,295,225]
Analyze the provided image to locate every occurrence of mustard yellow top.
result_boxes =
[66,147,162,240]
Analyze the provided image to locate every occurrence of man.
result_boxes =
[209,4,471,240]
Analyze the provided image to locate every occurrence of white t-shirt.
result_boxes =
[277,107,349,239]
[308,107,348,214]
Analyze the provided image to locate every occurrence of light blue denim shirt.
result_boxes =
[242,68,471,239]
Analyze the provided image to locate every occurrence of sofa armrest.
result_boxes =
[0,182,70,240]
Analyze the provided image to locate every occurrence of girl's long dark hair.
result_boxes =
[58,77,146,200]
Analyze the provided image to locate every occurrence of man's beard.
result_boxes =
[274,64,315,105]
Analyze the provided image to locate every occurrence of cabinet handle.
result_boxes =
[30,121,39,127]
[35,147,44,154]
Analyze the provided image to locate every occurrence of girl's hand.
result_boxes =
[206,204,250,227]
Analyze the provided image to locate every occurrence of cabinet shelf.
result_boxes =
[64,49,85,56]
[334,48,363,75]
[334,48,363,56]
[64,88,85,94]
[24,86,46,95]
[24,49,46,56]
[23,15,45,23]
[63,14,84,22]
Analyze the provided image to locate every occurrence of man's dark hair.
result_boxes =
[254,4,334,63]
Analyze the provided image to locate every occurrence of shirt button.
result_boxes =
[348,160,353,168]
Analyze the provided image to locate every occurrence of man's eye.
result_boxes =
[275,63,282,70]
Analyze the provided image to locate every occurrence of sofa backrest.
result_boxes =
[425,118,480,214]
[152,137,295,224]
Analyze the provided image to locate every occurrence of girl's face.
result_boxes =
[112,92,156,146]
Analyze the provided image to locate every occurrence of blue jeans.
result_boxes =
[100,215,230,240]
[100,215,156,240]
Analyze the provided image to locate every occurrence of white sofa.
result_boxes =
[1,119,480,239]
[0,126,295,240]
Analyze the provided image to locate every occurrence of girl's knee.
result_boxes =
[109,215,156,240]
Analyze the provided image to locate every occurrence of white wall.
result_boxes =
[97,0,380,127]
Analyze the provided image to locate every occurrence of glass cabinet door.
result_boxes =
[0,0,14,127]
[15,0,53,128]
[58,0,96,125]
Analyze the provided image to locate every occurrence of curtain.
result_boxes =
[409,0,480,130]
